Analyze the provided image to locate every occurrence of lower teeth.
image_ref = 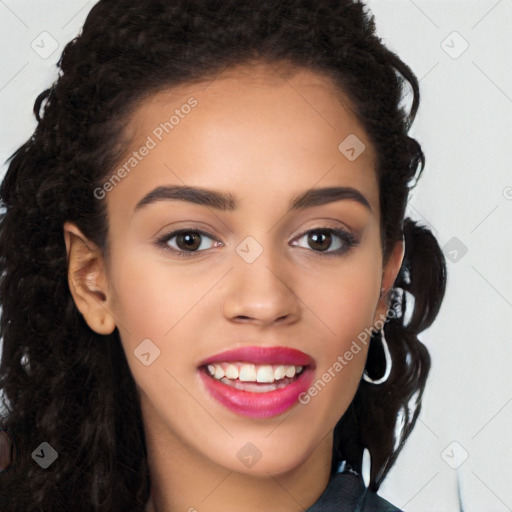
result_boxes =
[219,376,296,393]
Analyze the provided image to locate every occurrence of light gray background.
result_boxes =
[1,1,511,510]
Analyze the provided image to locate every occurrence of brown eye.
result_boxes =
[157,229,219,256]
[291,227,358,256]
[175,232,202,251]
[307,230,333,252]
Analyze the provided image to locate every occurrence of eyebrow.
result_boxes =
[134,185,371,213]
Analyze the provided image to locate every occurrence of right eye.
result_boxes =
[156,229,222,257]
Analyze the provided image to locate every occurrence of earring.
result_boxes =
[363,328,392,385]
[361,447,371,488]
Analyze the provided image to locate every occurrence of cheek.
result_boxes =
[292,250,382,420]
[106,253,208,417]
[298,249,383,350]
[105,251,199,384]
[306,268,380,336]
[108,250,208,341]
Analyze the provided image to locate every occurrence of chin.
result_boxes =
[211,434,321,478]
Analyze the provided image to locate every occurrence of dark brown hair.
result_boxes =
[0,0,446,509]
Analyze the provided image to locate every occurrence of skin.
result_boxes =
[65,62,404,512]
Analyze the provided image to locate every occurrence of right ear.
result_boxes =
[63,222,116,335]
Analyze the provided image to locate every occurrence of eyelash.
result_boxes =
[155,227,359,258]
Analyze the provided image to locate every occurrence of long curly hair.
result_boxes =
[0,0,447,509]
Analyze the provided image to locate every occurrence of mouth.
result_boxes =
[198,346,315,419]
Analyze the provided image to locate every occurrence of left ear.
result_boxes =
[373,238,405,322]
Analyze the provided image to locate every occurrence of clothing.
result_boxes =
[306,468,402,512]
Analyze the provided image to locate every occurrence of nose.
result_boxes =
[222,246,302,328]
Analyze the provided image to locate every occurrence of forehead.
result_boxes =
[126,62,375,156]
[108,62,379,215]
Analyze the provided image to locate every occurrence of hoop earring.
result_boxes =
[361,447,371,488]
[363,328,392,385]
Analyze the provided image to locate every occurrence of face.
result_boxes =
[67,62,403,478]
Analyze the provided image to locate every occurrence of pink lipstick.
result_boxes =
[198,346,315,419]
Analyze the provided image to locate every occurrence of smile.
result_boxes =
[198,346,315,419]
[206,362,305,392]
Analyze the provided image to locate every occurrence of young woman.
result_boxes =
[0,1,446,510]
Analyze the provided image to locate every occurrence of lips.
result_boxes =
[198,346,315,419]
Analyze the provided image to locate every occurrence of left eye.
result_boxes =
[291,228,357,255]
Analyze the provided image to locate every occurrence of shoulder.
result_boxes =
[306,470,403,512]
[361,487,403,512]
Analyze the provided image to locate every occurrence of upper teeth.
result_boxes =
[206,362,304,383]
